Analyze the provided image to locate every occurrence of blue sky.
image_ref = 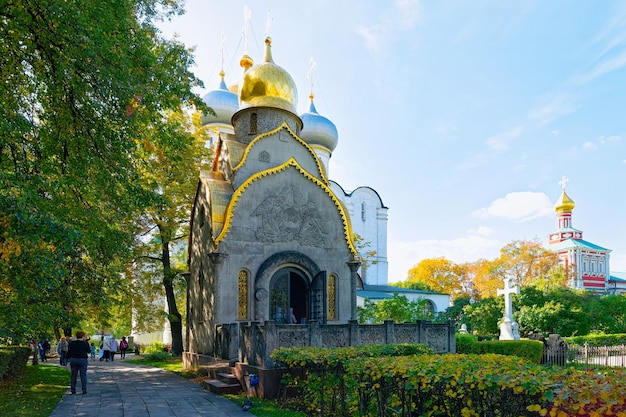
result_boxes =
[159,1,626,282]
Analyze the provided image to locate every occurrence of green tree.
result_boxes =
[132,110,212,355]
[0,0,204,341]
[463,297,503,335]
[357,294,433,323]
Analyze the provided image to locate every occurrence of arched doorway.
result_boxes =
[269,267,308,324]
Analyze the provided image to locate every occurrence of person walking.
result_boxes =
[119,337,129,359]
[102,336,111,361]
[56,337,68,366]
[109,336,119,361]
[38,341,47,362]
[90,342,96,360]
[67,331,90,395]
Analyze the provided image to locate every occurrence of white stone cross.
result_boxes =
[497,277,519,322]
[559,175,569,191]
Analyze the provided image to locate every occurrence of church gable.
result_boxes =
[231,123,326,190]
[216,158,356,255]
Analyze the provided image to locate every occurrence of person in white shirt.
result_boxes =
[109,336,119,361]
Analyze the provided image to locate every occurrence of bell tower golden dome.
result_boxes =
[238,37,298,114]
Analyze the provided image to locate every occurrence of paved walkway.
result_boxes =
[48,356,245,417]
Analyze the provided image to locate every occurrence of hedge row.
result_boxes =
[0,347,31,383]
[456,335,544,364]
[273,347,626,416]
[565,333,626,347]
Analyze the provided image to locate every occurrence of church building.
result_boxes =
[185,37,454,369]
[548,179,625,293]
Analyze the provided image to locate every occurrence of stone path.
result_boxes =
[48,356,245,417]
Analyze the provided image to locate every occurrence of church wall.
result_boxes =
[187,187,220,356]
[213,169,355,325]
[231,129,323,191]
[232,108,301,145]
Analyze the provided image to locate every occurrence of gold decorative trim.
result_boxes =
[215,158,356,255]
[232,122,328,184]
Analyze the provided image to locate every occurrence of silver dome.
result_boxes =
[201,76,239,126]
[300,97,338,152]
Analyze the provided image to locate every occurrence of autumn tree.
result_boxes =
[403,257,469,299]
[0,0,204,341]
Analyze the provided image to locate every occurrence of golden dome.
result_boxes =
[555,190,575,213]
[238,37,297,113]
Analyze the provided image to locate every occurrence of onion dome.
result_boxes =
[555,190,575,213]
[238,37,298,113]
[299,93,338,152]
[201,71,239,125]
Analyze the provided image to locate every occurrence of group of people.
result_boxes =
[99,336,129,361]
[48,333,131,395]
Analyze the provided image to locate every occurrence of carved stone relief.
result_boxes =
[425,326,449,353]
[278,329,308,348]
[252,185,327,247]
[259,150,270,163]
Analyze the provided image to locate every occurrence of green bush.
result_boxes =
[565,333,626,347]
[142,342,168,354]
[276,351,626,416]
[0,347,31,382]
[460,339,544,363]
[455,333,478,353]
[142,352,174,362]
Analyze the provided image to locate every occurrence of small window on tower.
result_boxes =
[361,202,366,221]
[250,113,258,134]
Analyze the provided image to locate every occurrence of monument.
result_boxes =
[497,277,520,340]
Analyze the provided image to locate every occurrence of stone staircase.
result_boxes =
[200,361,243,395]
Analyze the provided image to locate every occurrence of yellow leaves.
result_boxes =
[527,403,548,416]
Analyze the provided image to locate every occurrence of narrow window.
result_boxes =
[250,113,257,134]
[327,274,336,320]
[238,270,249,320]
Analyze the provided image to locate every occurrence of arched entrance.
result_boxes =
[269,267,308,324]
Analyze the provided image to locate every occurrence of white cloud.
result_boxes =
[528,93,580,126]
[467,226,494,237]
[388,235,502,282]
[582,135,623,151]
[484,126,524,152]
[355,0,420,56]
[472,192,553,222]
[583,141,596,150]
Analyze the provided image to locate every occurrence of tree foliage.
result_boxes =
[357,294,434,323]
[404,257,471,299]
[0,0,204,342]
[131,109,212,355]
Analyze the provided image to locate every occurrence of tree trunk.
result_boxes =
[162,240,184,355]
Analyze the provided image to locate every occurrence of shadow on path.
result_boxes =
[49,358,244,417]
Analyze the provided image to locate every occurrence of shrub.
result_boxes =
[461,340,544,364]
[455,334,478,353]
[142,342,168,354]
[565,333,626,347]
[0,347,30,382]
[142,351,174,362]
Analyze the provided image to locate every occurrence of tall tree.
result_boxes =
[132,110,212,355]
[404,257,468,299]
[0,0,204,341]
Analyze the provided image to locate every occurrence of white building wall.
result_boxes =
[329,182,389,286]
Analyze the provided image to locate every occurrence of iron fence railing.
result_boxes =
[542,343,626,369]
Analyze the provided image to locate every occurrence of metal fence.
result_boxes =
[542,343,626,369]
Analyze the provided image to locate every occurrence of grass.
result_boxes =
[0,363,69,417]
